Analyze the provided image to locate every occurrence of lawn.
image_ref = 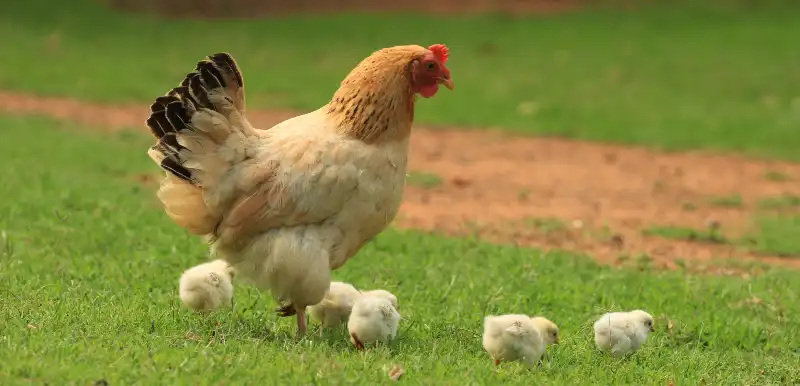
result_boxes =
[0,115,798,384]
[1,0,800,160]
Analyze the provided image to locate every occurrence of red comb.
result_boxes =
[428,44,449,64]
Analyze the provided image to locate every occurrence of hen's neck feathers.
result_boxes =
[326,46,426,144]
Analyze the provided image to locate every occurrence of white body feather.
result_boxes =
[593,310,653,356]
[178,259,234,312]
[482,314,546,367]
[359,289,399,310]
[216,113,409,308]
[308,281,362,328]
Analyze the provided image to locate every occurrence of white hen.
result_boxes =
[482,314,559,368]
[308,281,362,333]
[347,291,401,349]
[178,259,235,312]
[593,309,655,356]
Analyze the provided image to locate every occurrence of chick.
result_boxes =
[347,290,401,350]
[307,281,362,333]
[593,309,655,356]
[178,259,235,312]
[482,314,559,368]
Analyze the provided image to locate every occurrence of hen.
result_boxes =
[144,44,453,337]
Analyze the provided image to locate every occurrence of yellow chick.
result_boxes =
[307,281,362,333]
[347,290,401,350]
[482,314,560,368]
[178,260,235,312]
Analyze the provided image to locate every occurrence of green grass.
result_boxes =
[1,117,799,384]
[707,194,744,208]
[763,170,793,182]
[405,171,444,189]
[743,216,800,257]
[643,225,728,244]
[645,222,800,259]
[758,194,800,211]
[1,1,800,160]
[523,217,570,234]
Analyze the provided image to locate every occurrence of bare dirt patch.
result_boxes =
[2,90,800,270]
[104,0,581,18]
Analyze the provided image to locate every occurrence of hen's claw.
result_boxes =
[276,303,297,317]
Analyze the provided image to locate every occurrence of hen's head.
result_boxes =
[330,44,453,142]
[338,44,453,98]
[408,44,453,98]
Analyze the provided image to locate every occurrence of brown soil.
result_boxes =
[2,91,800,270]
[104,0,581,18]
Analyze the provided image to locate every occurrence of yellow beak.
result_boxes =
[439,77,454,90]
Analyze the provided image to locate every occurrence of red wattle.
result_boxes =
[418,84,439,98]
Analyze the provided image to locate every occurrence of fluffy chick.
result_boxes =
[593,309,655,356]
[482,314,559,368]
[347,290,401,349]
[308,281,362,333]
[178,260,235,312]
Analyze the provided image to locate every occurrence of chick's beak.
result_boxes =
[438,76,454,90]
[650,325,655,332]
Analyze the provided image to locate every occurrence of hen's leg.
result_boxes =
[296,307,307,338]
[276,303,307,338]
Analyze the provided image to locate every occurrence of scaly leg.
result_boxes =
[276,303,306,338]
[493,359,500,367]
[296,307,307,338]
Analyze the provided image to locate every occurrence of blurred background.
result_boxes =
[2,0,799,263]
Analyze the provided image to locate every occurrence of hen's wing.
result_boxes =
[144,53,357,240]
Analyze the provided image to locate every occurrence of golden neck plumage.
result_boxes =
[325,62,416,144]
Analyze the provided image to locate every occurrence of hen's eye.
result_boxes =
[425,62,436,71]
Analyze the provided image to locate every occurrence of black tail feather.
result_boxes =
[210,53,244,87]
[144,52,244,184]
[197,61,224,90]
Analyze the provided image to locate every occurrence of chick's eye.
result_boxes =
[425,62,436,71]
